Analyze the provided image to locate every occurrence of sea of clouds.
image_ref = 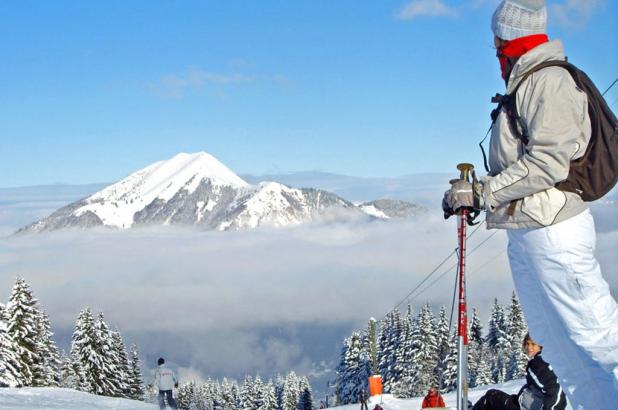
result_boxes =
[0,174,616,395]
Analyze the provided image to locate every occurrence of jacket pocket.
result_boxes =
[521,188,567,227]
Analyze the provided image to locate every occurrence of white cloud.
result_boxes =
[396,0,457,21]
[149,67,256,100]
[551,0,603,29]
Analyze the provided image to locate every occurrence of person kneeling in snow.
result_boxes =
[153,357,179,410]
[421,386,446,409]
[472,334,566,410]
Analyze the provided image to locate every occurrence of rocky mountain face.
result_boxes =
[18,152,424,234]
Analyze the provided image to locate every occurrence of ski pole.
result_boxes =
[454,162,473,410]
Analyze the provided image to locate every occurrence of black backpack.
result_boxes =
[489,60,618,201]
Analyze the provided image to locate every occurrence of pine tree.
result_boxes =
[260,380,277,410]
[282,372,299,410]
[377,309,403,392]
[0,303,22,387]
[391,305,416,398]
[239,375,256,410]
[410,304,439,396]
[506,292,528,380]
[33,310,60,386]
[128,344,145,400]
[58,352,79,389]
[366,318,379,375]
[5,277,43,386]
[434,306,452,391]
[297,376,313,410]
[469,309,484,347]
[439,332,458,393]
[221,377,239,410]
[177,381,197,410]
[336,332,371,404]
[110,331,131,397]
[70,309,97,393]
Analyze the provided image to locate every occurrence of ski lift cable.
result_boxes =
[601,76,618,96]
[403,229,500,304]
[391,221,486,314]
[414,247,507,304]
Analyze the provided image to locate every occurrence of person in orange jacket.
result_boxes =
[421,387,446,409]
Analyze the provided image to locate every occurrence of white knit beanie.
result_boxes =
[491,0,547,41]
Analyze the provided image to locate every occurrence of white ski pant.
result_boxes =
[507,209,618,410]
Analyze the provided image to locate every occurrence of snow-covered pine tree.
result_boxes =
[252,375,265,409]
[93,313,122,396]
[58,352,79,389]
[366,318,379,375]
[33,309,60,386]
[486,299,507,350]
[439,332,458,393]
[473,346,493,388]
[467,308,484,388]
[377,309,403,392]
[239,375,257,410]
[506,292,528,380]
[297,376,313,410]
[70,308,97,393]
[221,377,239,410]
[410,304,439,396]
[274,374,286,409]
[282,372,300,410]
[336,332,371,404]
[469,308,483,347]
[391,305,416,398]
[0,302,22,387]
[434,306,451,391]
[128,344,145,401]
[260,380,277,410]
[5,277,46,386]
[110,331,131,397]
[177,380,197,410]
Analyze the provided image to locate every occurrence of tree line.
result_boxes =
[0,277,144,400]
[335,293,528,404]
[174,372,313,410]
[1,277,317,410]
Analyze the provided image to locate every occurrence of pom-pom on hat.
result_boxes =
[492,0,547,41]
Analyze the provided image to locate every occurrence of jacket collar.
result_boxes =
[506,40,566,94]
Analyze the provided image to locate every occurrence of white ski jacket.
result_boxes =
[153,364,177,391]
[483,40,591,229]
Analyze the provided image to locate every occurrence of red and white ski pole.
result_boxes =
[455,163,473,410]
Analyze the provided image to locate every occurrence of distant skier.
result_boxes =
[442,1,618,407]
[421,386,446,409]
[359,389,369,410]
[153,357,178,410]
[472,334,566,410]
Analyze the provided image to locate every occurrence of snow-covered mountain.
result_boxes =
[17,152,424,234]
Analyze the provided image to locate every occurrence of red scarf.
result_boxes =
[498,34,549,80]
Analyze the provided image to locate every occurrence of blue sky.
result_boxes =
[1,0,617,188]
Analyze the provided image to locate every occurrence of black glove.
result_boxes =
[174,382,179,388]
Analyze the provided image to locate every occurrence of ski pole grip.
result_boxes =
[457,163,474,182]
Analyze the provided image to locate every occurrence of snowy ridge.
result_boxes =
[17,152,423,233]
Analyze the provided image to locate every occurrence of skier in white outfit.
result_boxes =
[443,1,618,408]
[153,357,178,410]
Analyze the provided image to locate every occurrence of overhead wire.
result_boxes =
[390,220,486,315]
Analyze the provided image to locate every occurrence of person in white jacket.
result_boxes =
[153,357,178,410]
[443,1,618,408]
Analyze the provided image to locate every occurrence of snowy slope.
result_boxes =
[17,152,423,233]
[0,380,533,410]
[0,387,157,410]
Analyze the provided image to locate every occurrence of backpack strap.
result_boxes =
[503,59,572,145]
